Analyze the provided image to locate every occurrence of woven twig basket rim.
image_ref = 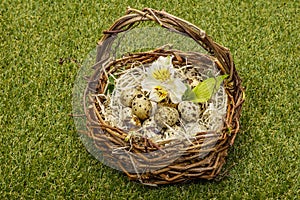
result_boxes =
[84,7,245,185]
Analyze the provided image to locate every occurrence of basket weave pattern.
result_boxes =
[84,7,245,185]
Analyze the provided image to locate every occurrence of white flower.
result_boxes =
[141,56,186,103]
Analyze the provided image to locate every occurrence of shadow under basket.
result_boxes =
[83,7,245,185]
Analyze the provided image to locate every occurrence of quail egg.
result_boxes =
[123,115,141,130]
[163,125,184,139]
[105,115,118,127]
[120,88,140,107]
[184,122,207,135]
[121,107,133,119]
[178,101,201,122]
[142,117,162,138]
[120,107,142,130]
[154,106,179,128]
[104,109,118,127]
[131,94,152,120]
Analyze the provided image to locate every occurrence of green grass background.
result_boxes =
[1,0,299,199]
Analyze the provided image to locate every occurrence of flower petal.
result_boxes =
[146,56,175,82]
[141,56,186,104]
[141,78,160,91]
[149,86,168,102]
[166,79,186,103]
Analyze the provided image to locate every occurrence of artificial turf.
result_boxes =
[0,0,299,199]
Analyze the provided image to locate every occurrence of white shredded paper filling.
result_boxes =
[100,61,227,143]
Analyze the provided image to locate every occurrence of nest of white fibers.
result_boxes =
[99,59,227,144]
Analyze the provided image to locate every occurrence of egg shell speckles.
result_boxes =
[142,117,162,137]
[120,88,140,107]
[121,107,133,119]
[163,125,184,139]
[185,122,207,135]
[154,106,179,128]
[122,114,142,130]
[178,101,201,122]
[131,94,152,120]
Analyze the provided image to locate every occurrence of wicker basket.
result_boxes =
[84,7,245,185]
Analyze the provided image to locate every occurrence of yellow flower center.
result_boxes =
[153,86,168,102]
[152,69,171,82]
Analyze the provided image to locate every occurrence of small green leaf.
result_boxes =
[106,76,115,94]
[182,84,197,101]
[182,74,228,103]
[192,74,228,102]
[124,135,130,142]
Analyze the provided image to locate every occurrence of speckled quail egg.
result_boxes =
[142,117,162,137]
[104,108,118,127]
[131,93,152,120]
[122,115,141,130]
[121,107,133,119]
[105,115,118,127]
[178,101,201,122]
[154,106,179,128]
[120,88,140,107]
[184,122,207,135]
[120,107,142,130]
[123,115,142,130]
[163,125,184,139]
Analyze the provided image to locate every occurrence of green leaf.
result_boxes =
[192,74,228,102]
[106,76,115,94]
[182,74,228,103]
[182,84,197,101]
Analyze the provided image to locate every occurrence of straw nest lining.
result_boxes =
[84,7,245,185]
[104,51,227,143]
